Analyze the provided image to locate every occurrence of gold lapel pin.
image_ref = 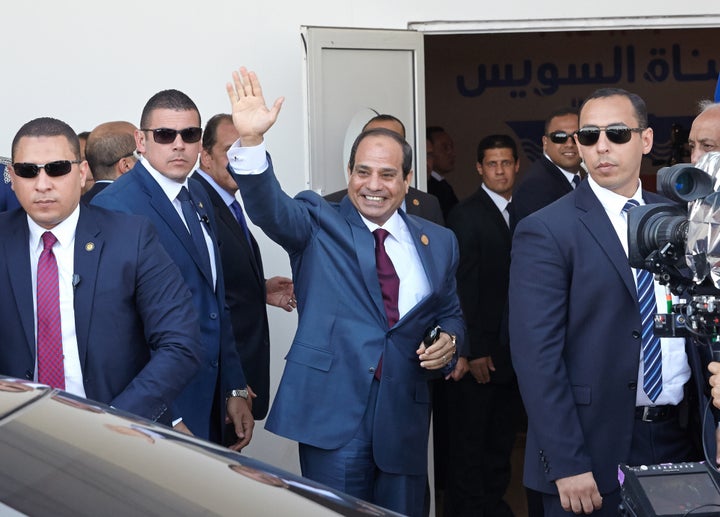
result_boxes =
[85,242,95,252]
[421,235,429,246]
[412,198,420,206]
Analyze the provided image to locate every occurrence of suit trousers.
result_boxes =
[444,375,522,517]
[298,378,427,517]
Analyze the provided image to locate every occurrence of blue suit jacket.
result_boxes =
[234,159,465,476]
[0,204,201,422]
[509,179,699,494]
[92,162,246,440]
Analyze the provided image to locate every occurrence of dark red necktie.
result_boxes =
[373,229,399,379]
[37,231,65,389]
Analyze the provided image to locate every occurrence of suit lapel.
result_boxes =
[5,212,35,356]
[341,199,387,325]
[476,188,511,244]
[575,181,637,299]
[135,167,214,286]
[543,157,574,195]
[73,206,103,368]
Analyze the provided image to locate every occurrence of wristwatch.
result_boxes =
[226,388,249,400]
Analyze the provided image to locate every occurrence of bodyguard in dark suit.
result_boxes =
[226,67,466,517]
[509,107,583,233]
[427,126,459,220]
[445,135,522,516]
[1,117,201,424]
[195,113,295,420]
[324,114,444,226]
[510,89,700,516]
[92,90,253,449]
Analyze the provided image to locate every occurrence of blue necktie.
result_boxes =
[572,175,581,188]
[623,199,663,402]
[177,187,212,275]
[229,200,252,245]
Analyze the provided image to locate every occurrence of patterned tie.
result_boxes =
[37,231,65,389]
[623,199,663,402]
[373,229,400,380]
[177,186,212,275]
[230,199,252,245]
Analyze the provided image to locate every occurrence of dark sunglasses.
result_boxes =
[547,131,574,144]
[12,160,81,178]
[141,127,202,144]
[575,125,645,146]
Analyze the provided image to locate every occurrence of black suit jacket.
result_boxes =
[428,175,459,222]
[81,181,112,204]
[324,186,444,226]
[194,173,271,419]
[509,156,574,232]
[447,187,514,383]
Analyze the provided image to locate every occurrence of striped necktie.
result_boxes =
[623,199,662,402]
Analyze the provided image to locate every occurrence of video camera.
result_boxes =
[627,152,720,342]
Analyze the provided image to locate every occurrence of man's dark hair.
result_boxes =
[426,126,446,142]
[12,117,80,162]
[85,129,136,180]
[140,89,201,129]
[348,128,413,178]
[202,113,233,151]
[362,114,406,138]
[544,107,579,134]
[579,88,648,128]
[477,134,518,163]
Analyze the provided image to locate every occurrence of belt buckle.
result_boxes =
[640,406,653,422]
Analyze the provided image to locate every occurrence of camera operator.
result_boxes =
[689,101,720,165]
[510,88,704,517]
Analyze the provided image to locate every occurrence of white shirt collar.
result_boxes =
[587,174,644,214]
[359,209,405,237]
[27,204,80,250]
[543,152,581,185]
[430,170,445,181]
[140,156,190,201]
[193,168,237,207]
[481,183,510,213]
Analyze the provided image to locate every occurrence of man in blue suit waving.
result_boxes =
[225,67,466,517]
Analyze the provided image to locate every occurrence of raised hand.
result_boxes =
[226,67,284,147]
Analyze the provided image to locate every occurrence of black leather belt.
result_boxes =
[635,405,678,422]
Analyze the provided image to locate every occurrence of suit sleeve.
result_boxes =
[509,215,592,480]
[109,219,202,421]
[435,232,467,358]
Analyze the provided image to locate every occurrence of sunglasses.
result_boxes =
[547,131,575,144]
[575,126,645,146]
[141,127,202,144]
[12,160,81,178]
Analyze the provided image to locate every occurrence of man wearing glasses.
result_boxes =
[509,88,700,516]
[509,107,583,232]
[92,90,254,450]
[0,116,201,425]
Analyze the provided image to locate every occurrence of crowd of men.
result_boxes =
[2,66,720,517]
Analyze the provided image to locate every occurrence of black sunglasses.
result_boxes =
[547,131,576,144]
[141,127,202,144]
[575,125,645,146]
[12,160,81,178]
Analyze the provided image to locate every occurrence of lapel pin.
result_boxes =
[412,198,420,206]
[198,201,204,209]
[421,235,429,246]
[85,242,95,252]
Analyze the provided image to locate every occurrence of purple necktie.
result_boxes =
[373,229,399,380]
[230,200,252,245]
[37,231,65,389]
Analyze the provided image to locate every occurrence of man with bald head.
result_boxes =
[325,114,444,226]
[689,101,720,164]
[82,121,137,202]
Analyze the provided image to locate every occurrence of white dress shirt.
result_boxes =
[482,183,511,227]
[587,175,690,406]
[28,205,86,397]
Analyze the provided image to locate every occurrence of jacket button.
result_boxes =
[632,330,641,339]
[210,313,218,320]
[211,360,218,368]
[628,381,637,390]
[25,370,32,380]
[369,367,376,373]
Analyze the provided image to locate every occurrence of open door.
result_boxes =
[302,26,426,195]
